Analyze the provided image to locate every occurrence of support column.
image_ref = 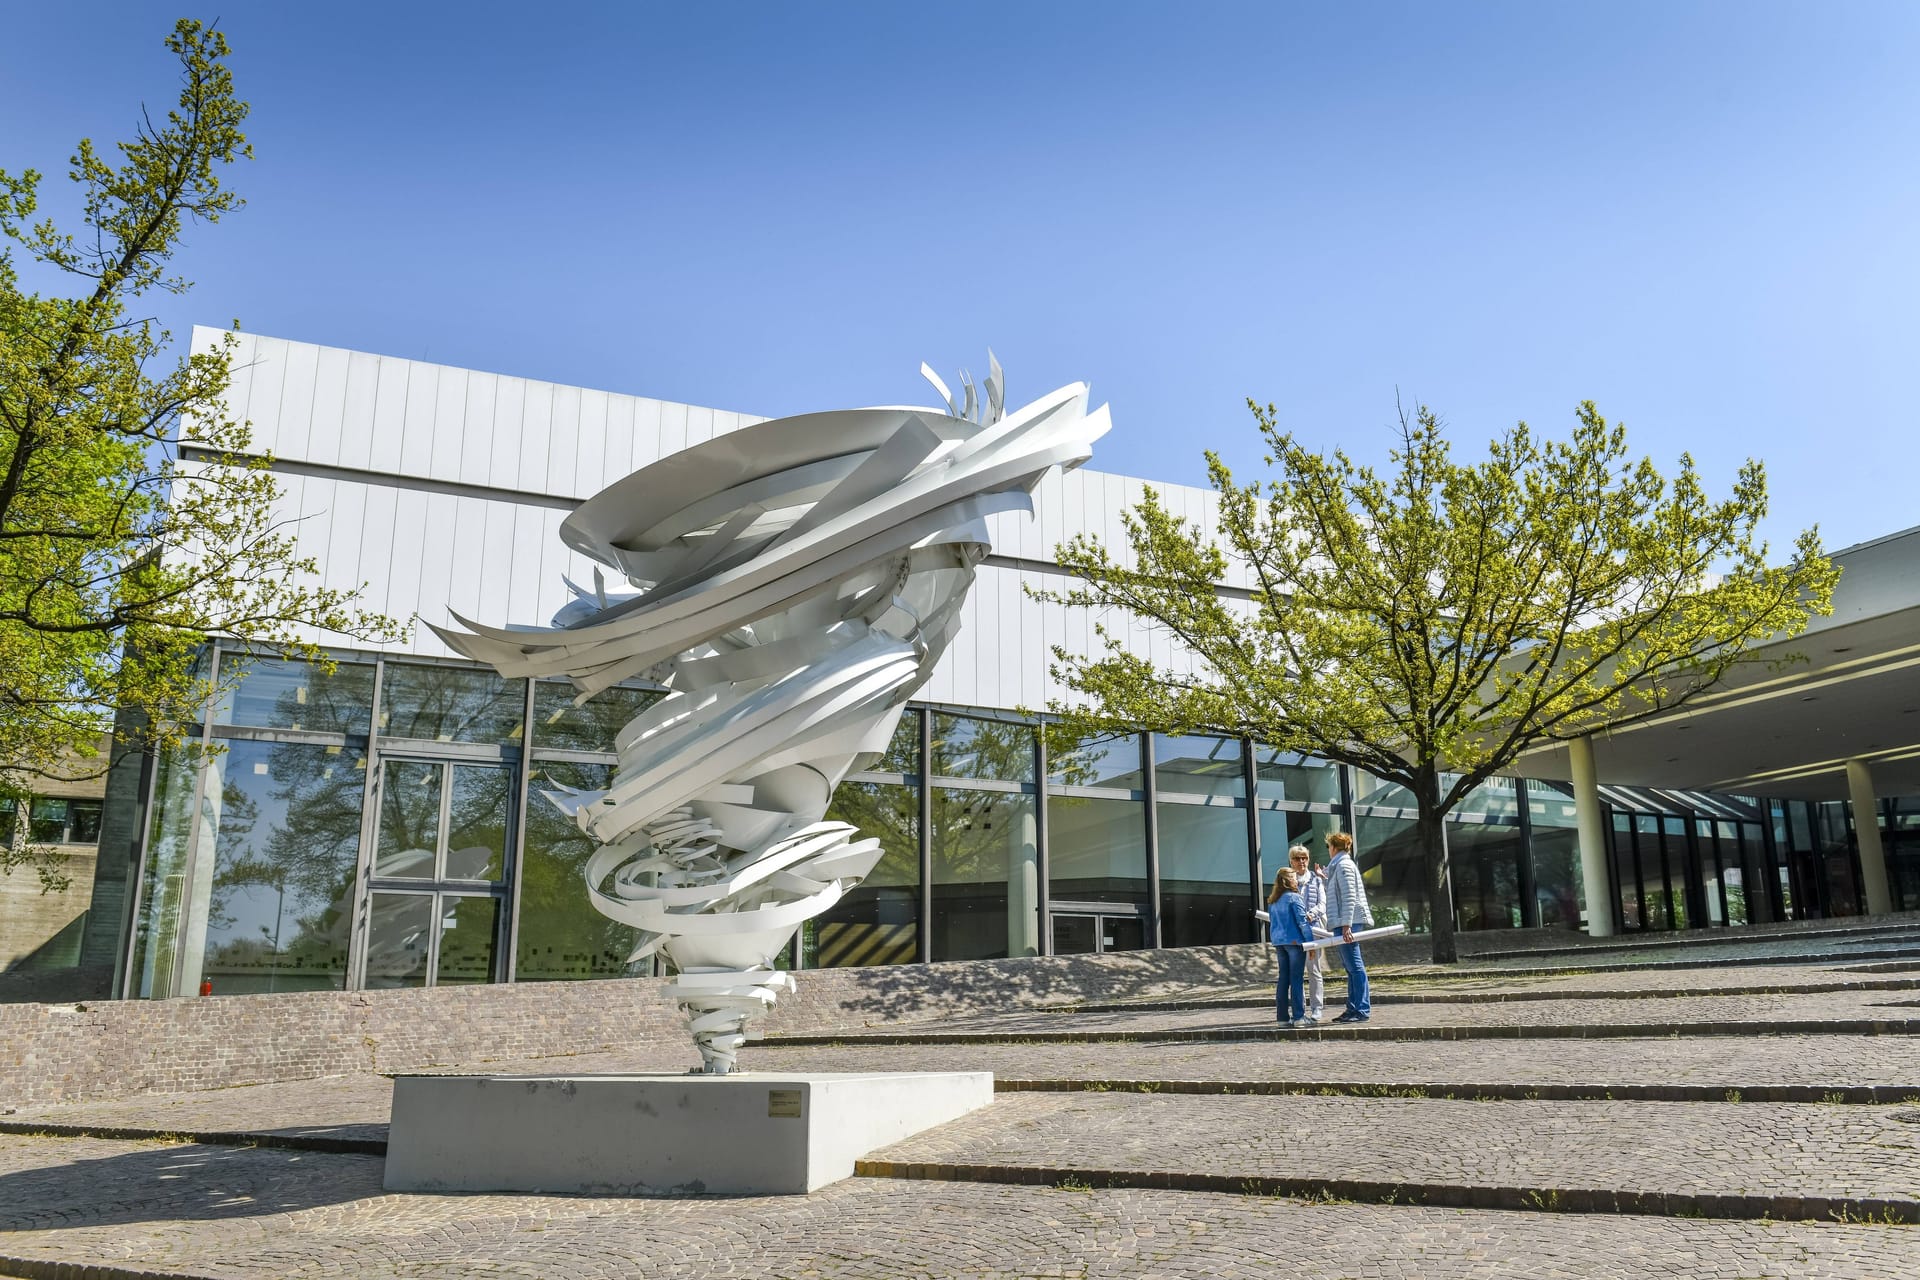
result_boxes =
[1568,736,1614,938]
[1006,805,1040,958]
[1845,759,1894,916]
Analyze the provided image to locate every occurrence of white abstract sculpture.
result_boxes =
[436,359,1109,1073]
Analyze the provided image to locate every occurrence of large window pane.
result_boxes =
[1158,800,1253,947]
[365,892,433,989]
[516,762,646,982]
[214,654,375,735]
[532,681,660,753]
[193,740,364,996]
[1354,770,1416,810]
[1046,793,1149,909]
[1524,779,1584,929]
[1612,814,1642,930]
[873,708,922,775]
[436,895,500,985]
[930,714,1034,783]
[1253,747,1340,806]
[815,780,919,967]
[1153,734,1243,798]
[130,748,203,998]
[69,799,103,844]
[1350,813,1429,931]
[380,663,525,745]
[1446,821,1524,931]
[27,799,71,844]
[376,760,442,878]
[446,765,509,881]
[1049,730,1142,790]
[930,787,1037,961]
[1257,809,1343,895]
[1452,777,1521,821]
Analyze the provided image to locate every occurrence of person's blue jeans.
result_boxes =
[1337,935,1369,1016]
[1274,944,1306,1022]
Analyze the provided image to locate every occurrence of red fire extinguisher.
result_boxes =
[199,977,212,997]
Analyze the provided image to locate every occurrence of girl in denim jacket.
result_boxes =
[1266,867,1314,1029]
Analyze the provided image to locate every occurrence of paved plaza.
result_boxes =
[2,928,1918,1278]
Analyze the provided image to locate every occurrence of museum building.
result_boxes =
[32,330,1920,1002]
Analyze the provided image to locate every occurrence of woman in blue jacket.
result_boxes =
[1267,866,1314,1028]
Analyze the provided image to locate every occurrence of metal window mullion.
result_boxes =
[1604,804,1623,932]
[1242,737,1262,943]
[1514,778,1540,929]
[1337,762,1356,837]
[1034,725,1051,957]
[434,762,455,881]
[347,657,389,991]
[503,678,535,984]
[917,708,932,964]
[1141,731,1162,948]
[424,890,444,988]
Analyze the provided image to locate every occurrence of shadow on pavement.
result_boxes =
[0,1139,379,1232]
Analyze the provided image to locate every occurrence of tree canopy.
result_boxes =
[0,20,403,888]
[1040,399,1838,962]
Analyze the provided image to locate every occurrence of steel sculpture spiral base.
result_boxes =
[436,358,1109,1072]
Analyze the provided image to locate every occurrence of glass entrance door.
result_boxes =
[360,757,512,988]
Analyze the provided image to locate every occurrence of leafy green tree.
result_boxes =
[1041,401,1838,962]
[0,20,403,888]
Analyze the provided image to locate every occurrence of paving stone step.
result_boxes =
[771,1012,1920,1047]
[1463,919,1920,962]
[0,1119,385,1157]
[993,1078,1920,1104]
[0,1258,209,1280]
[856,1091,1920,1226]
[1055,974,1920,1013]
[854,1157,1920,1224]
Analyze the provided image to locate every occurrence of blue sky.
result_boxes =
[6,2,1917,554]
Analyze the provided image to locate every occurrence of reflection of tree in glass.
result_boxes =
[825,782,916,883]
[204,740,363,987]
[930,788,1031,883]
[1043,726,1141,790]
[377,760,441,877]
[446,766,508,880]
[219,654,375,735]
[931,715,1036,784]
[381,664,523,744]
[517,762,644,980]
[531,682,660,753]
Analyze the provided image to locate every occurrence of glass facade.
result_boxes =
[113,641,1912,1000]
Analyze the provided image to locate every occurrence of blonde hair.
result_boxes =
[1266,865,1298,905]
[1287,844,1311,862]
[1326,831,1354,854]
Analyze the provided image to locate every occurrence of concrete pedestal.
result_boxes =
[383,1070,994,1195]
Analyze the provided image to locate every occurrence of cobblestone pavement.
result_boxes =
[10,941,1920,1277]
[0,1135,1913,1280]
[865,1091,1920,1207]
[12,1032,1920,1146]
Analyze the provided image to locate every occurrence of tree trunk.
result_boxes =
[1414,764,1458,964]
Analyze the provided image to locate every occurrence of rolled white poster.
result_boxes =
[1301,923,1407,952]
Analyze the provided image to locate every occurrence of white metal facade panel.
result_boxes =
[187,328,1233,711]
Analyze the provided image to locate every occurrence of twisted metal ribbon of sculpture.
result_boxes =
[435,360,1109,1072]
